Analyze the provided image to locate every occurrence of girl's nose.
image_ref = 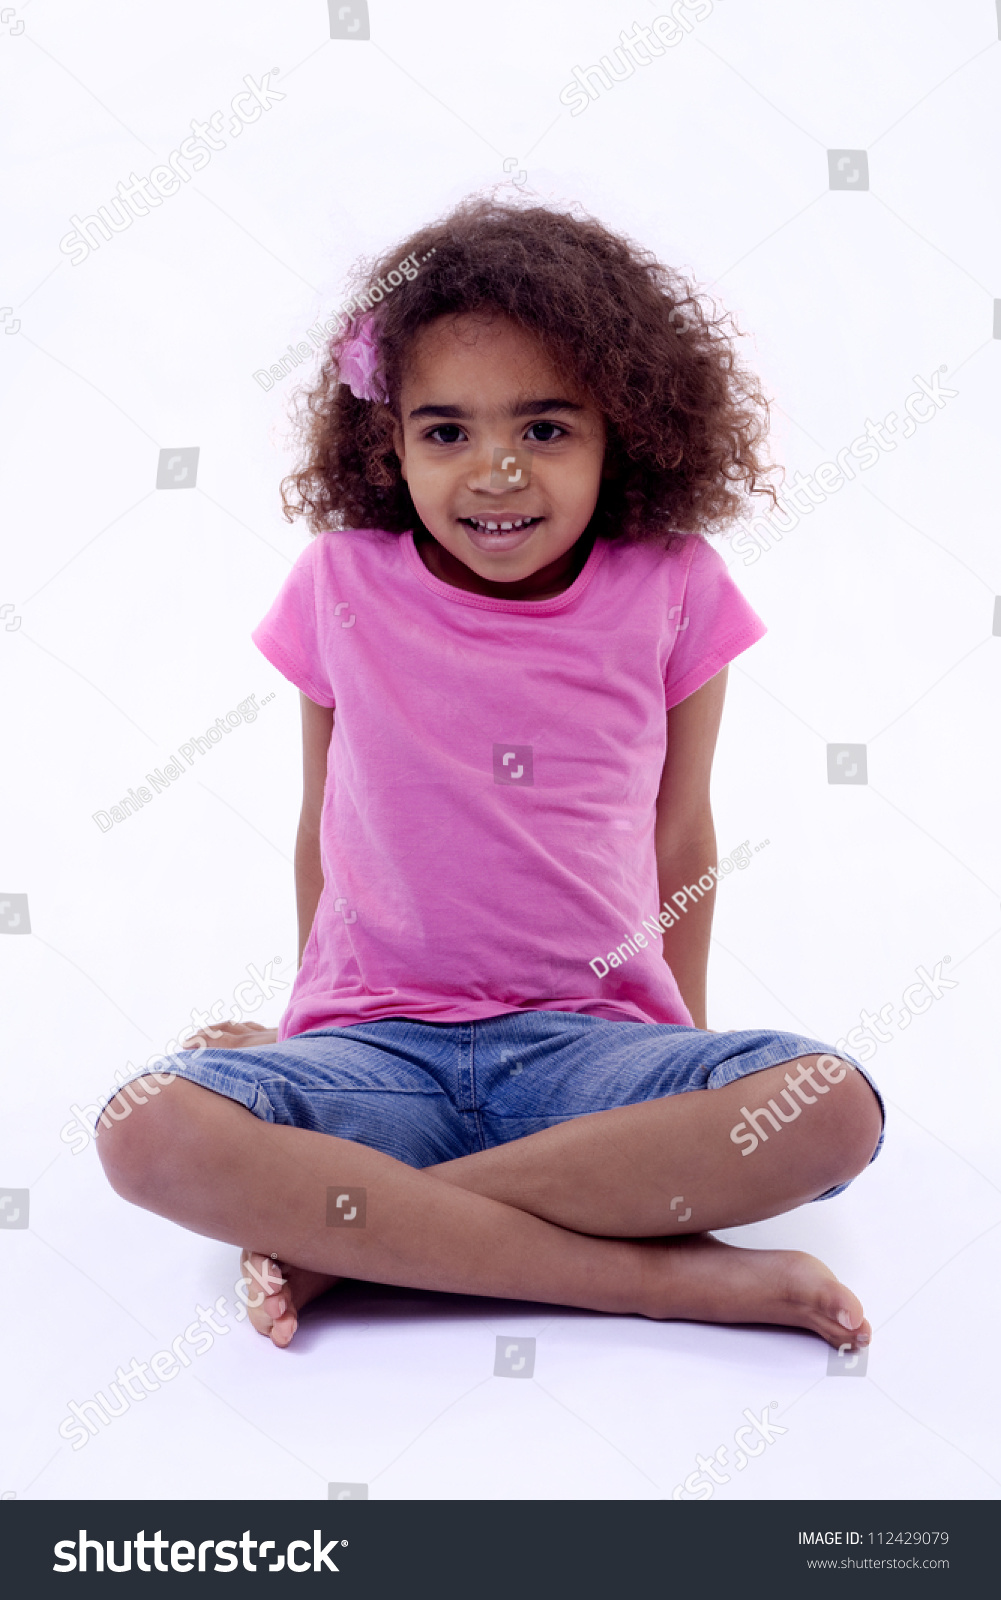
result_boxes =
[464,446,503,492]
[465,444,529,493]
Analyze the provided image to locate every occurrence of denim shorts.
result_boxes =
[109,1012,885,1202]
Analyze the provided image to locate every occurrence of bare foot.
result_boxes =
[240,1237,870,1353]
[640,1234,872,1351]
[240,1249,341,1348]
[183,1021,279,1051]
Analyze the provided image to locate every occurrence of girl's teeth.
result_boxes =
[472,517,534,531]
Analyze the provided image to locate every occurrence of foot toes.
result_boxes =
[242,1249,285,1304]
[833,1297,863,1331]
[269,1310,298,1348]
[238,1248,339,1349]
[820,1290,870,1349]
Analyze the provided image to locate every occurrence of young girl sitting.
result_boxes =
[97,198,884,1353]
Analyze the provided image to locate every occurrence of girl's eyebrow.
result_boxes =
[408,398,585,421]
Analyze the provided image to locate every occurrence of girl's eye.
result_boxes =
[423,420,565,445]
[426,424,466,445]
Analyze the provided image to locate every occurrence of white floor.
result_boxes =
[3,0,1000,1502]
[7,984,1001,1501]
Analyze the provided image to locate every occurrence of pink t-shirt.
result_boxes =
[252,527,766,1039]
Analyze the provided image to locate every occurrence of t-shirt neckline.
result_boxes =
[401,527,607,614]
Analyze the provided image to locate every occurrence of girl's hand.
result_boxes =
[181,1020,279,1052]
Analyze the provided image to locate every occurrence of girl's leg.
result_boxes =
[98,1076,643,1313]
[97,1068,875,1350]
[425,1055,883,1236]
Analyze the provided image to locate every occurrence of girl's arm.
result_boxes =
[653,667,728,1030]
[181,692,332,1052]
[296,691,334,967]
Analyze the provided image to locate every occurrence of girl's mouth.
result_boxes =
[458,514,543,553]
[460,515,542,533]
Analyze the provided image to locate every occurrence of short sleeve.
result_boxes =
[251,539,335,707]
[663,536,767,710]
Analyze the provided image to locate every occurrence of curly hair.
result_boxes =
[281,196,779,547]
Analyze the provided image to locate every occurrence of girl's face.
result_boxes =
[393,313,607,593]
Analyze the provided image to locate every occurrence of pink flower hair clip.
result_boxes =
[332,313,388,404]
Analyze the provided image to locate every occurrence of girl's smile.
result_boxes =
[393,313,608,598]
[458,513,544,555]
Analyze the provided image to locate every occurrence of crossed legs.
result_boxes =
[96,1055,881,1351]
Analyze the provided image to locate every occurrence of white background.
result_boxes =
[2,0,999,1501]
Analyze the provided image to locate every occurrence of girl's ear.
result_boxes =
[391,419,408,482]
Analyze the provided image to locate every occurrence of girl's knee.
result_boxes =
[736,1054,882,1189]
[804,1056,882,1181]
[95,1075,202,1202]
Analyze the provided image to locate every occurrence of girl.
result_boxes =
[97,198,884,1352]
